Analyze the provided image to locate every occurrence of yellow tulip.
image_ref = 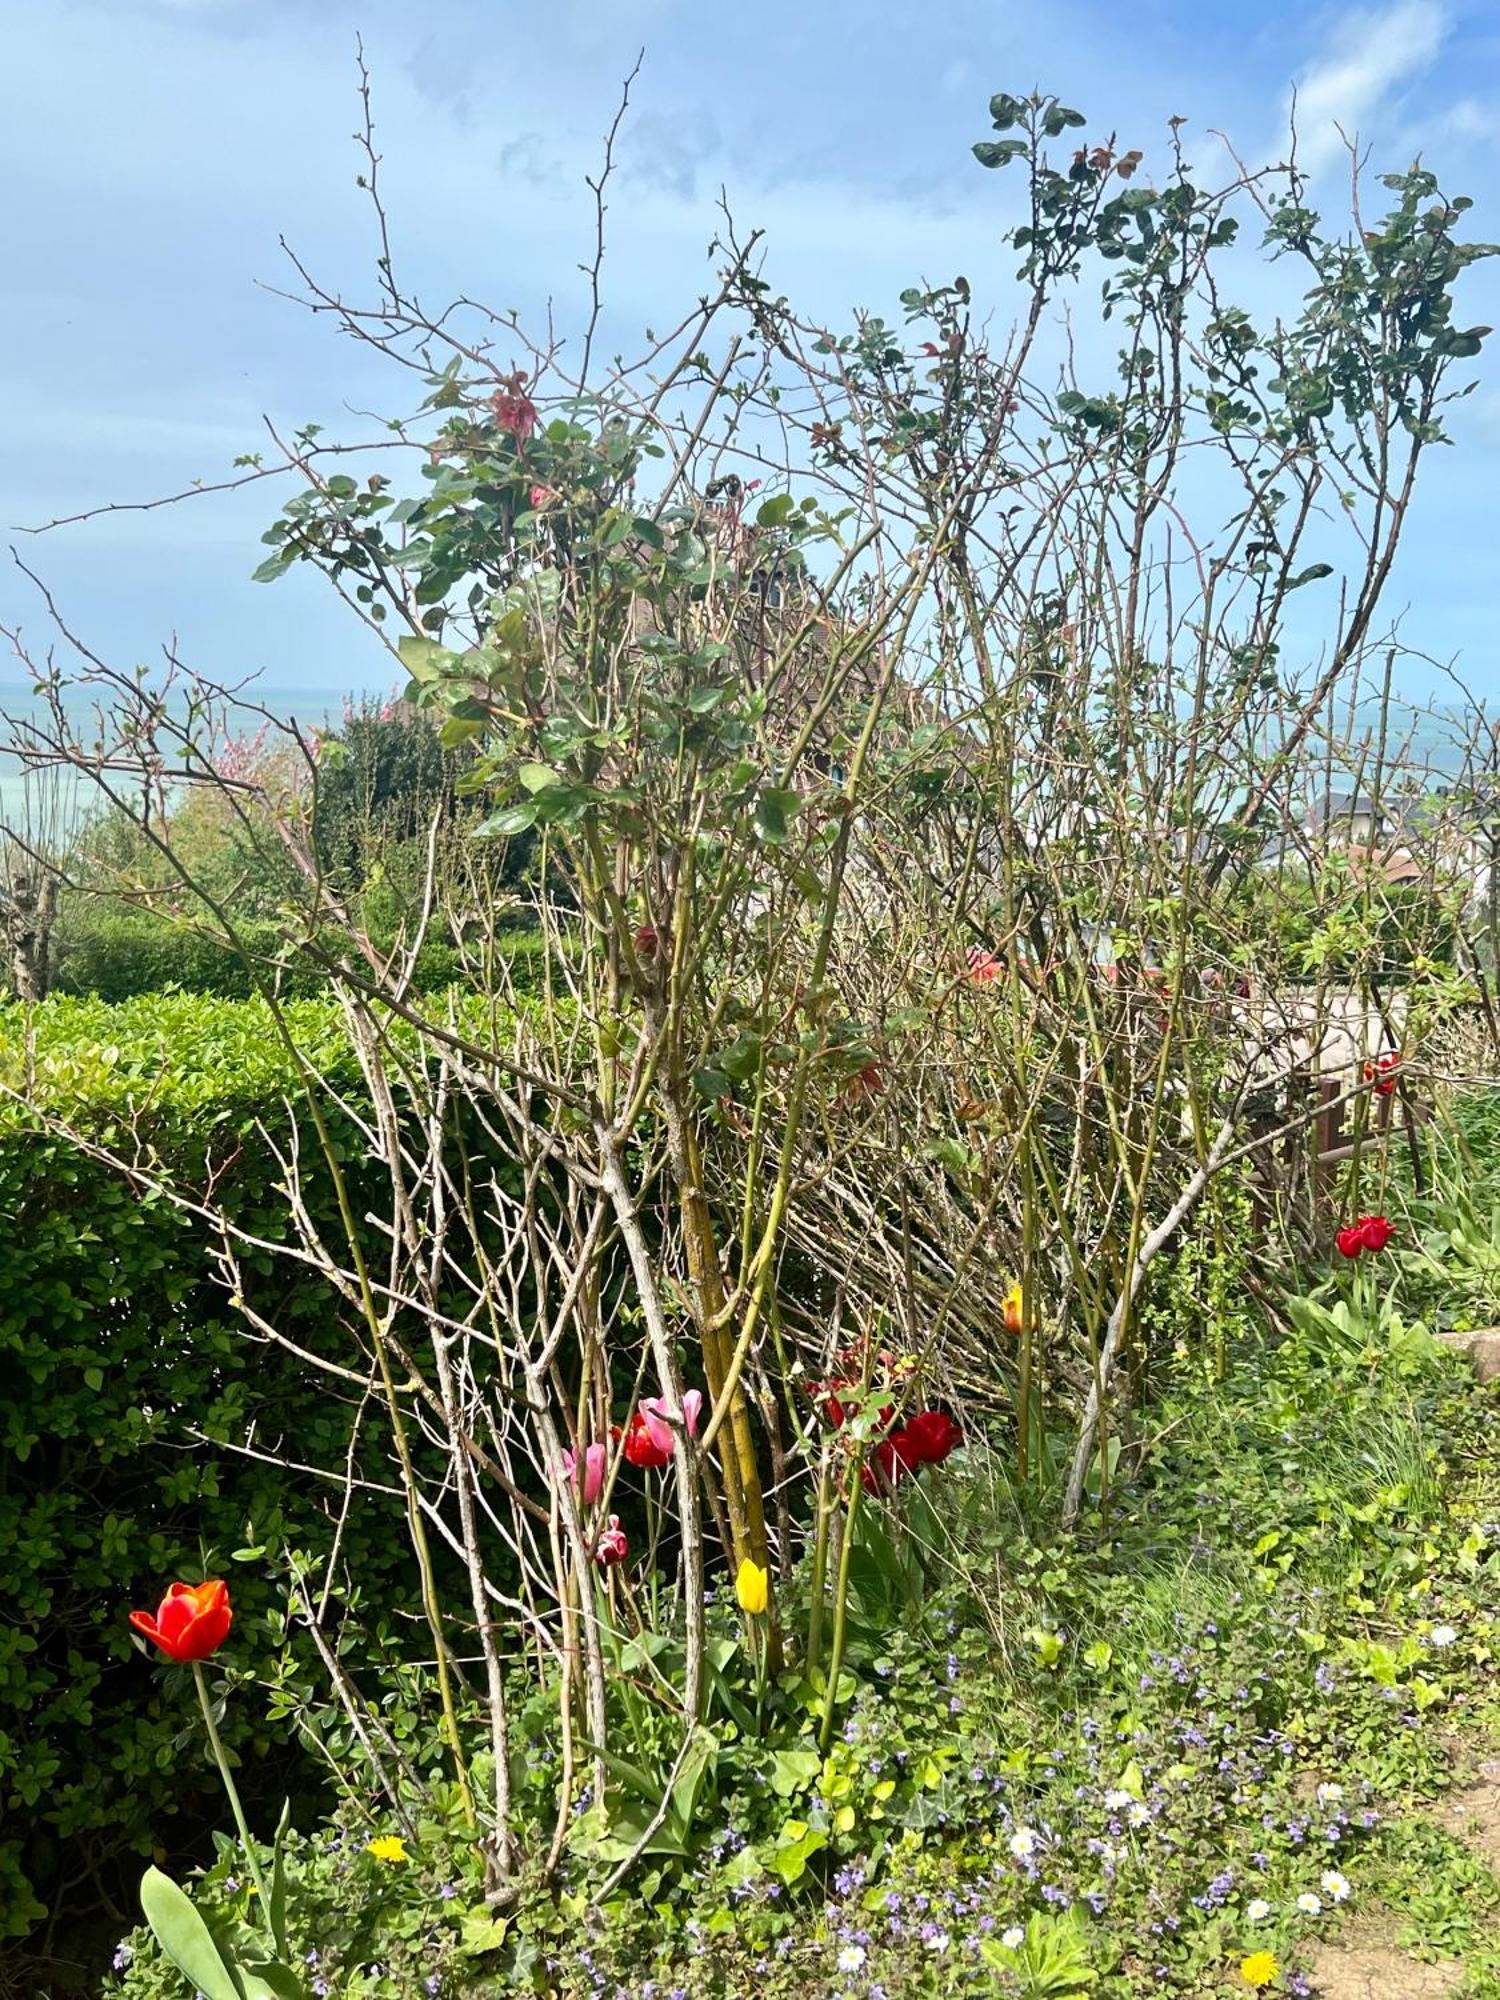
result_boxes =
[735,1558,769,1616]
[1002,1282,1024,1335]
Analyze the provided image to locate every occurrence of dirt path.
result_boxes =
[1303,1746,1500,1998]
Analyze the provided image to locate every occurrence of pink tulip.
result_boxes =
[559,1441,606,1506]
[640,1391,703,1457]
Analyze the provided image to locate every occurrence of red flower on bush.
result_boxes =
[129,1580,233,1664]
[966,945,1003,984]
[490,389,538,441]
[811,1379,895,1433]
[1364,1052,1400,1096]
[901,1409,963,1466]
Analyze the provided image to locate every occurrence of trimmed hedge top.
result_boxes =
[0,991,355,1123]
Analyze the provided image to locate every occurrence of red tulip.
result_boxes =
[130,1580,233,1664]
[1358,1214,1395,1253]
[622,1410,673,1469]
[861,1429,923,1494]
[593,1515,628,1568]
[966,946,1002,984]
[902,1409,963,1466]
[1335,1225,1366,1259]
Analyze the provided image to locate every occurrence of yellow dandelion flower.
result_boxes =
[1239,1951,1279,1990]
[735,1558,769,1616]
[367,1835,409,1864]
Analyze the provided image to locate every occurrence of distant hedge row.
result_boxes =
[0,995,417,1953]
[46,907,553,1004]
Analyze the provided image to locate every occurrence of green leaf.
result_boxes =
[517,762,563,793]
[238,1965,307,2000]
[396,636,458,684]
[974,138,1028,169]
[1286,562,1334,591]
[767,1818,828,1885]
[475,803,539,838]
[770,1748,823,1798]
[754,788,801,844]
[139,1867,245,2000]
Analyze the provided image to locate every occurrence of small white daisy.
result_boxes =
[926,1930,951,1955]
[1297,1892,1323,1916]
[836,1944,867,1974]
[1246,1899,1272,1922]
[1321,1871,1351,1904]
[1127,1801,1152,1827]
[1001,1927,1026,1952]
[1429,1624,1458,1648]
[1009,1826,1039,1860]
[1103,1788,1135,1811]
[1315,1783,1343,1806]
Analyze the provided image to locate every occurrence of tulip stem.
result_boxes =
[192,1662,273,1927]
[818,1463,862,1755]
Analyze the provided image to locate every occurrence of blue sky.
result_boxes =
[2,0,1498,709]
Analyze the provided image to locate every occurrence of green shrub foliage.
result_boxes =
[0,995,415,1948]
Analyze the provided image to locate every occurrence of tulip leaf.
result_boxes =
[139,1866,246,2000]
[239,1965,308,2000]
[668,1725,718,1831]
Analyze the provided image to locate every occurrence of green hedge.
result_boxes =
[49,908,468,1002]
[0,995,417,1960]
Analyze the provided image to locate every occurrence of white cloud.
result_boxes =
[1289,0,1447,171]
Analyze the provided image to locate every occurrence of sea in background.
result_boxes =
[1,676,1490,844]
[0,679,345,840]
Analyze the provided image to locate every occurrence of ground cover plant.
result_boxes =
[3,66,1500,1999]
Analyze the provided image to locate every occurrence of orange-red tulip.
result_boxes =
[130,1580,232,1664]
